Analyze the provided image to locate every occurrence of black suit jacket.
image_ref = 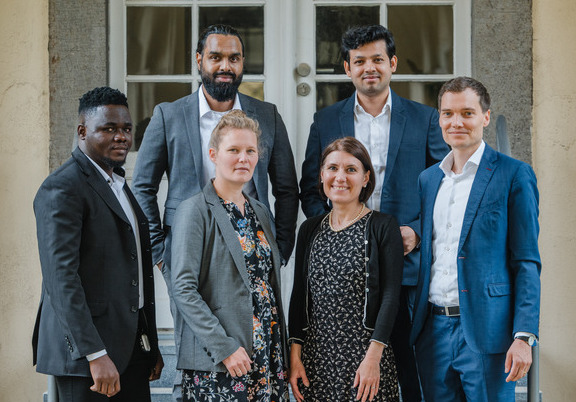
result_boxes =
[32,148,159,376]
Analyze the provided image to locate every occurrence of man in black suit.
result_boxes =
[32,87,163,401]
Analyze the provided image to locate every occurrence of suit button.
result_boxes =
[131,306,138,312]
[131,253,136,260]
[132,280,138,286]
[203,347,208,352]
[127,225,132,232]
[207,352,211,357]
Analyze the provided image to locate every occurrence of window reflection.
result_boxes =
[390,81,444,108]
[128,82,192,151]
[127,7,191,75]
[316,82,355,110]
[316,6,379,74]
[388,6,453,75]
[199,7,264,74]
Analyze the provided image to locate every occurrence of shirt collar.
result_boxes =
[353,90,392,118]
[439,141,486,177]
[198,85,242,118]
[83,151,126,188]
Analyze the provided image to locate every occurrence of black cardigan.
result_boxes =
[289,211,404,345]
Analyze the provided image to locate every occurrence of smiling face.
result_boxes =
[209,127,259,188]
[320,150,370,207]
[77,104,133,175]
[344,40,397,100]
[439,88,491,154]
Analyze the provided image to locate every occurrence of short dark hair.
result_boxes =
[78,87,128,116]
[341,25,396,63]
[438,76,491,113]
[319,137,376,204]
[196,24,245,56]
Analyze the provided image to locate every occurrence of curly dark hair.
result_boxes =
[78,87,128,116]
[341,25,396,63]
[196,24,245,56]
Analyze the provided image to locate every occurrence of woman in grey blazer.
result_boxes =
[171,110,288,401]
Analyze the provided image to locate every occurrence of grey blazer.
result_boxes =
[170,182,287,372]
[132,91,299,269]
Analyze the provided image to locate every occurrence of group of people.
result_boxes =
[32,23,541,402]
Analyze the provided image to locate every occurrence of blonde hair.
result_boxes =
[209,110,261,152]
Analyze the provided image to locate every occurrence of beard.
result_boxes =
[101,156,126,171]
[200,67,243,102]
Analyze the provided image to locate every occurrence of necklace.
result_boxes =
[329,203,365,232]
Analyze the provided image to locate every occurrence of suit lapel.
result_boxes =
[183,91,205,186]
[72,149,130,225]
[339,96,355,138]
[458,145,499,252]
[204,183,252,290]
[385,91,407,188]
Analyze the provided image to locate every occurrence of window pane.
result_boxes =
[199,7,264,74]
[388,6,453,75]
[316,6,380,74]
[391,81,444,108]
[239,82,264,101]
[128,82,192,151]
[316,82,355,110]
[127,7,191,75]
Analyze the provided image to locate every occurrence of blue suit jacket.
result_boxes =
[410,144,541,354]
[300,90,449,285]
[132,91,299,267]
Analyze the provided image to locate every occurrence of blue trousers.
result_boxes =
[414,314,514,402]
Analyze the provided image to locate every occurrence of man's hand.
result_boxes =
[505,338,532,382]
[149,353,164,381]
[399,226,420,256]
[89,354,120,397]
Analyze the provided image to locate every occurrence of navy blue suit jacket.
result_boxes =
[300,90,449,285]
[410,144,541,354]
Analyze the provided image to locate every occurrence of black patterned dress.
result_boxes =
[301,212,399,401]
[182,199,288,402]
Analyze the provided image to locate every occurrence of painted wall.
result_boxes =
[533,0,576,400]
[0,0,50,400]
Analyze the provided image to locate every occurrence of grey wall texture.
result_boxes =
[473,0,533,163]
[47,0,534,169]
[49,0,107,171]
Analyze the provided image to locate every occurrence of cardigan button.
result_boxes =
[365,288,370,293]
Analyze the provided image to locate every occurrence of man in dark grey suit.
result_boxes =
[132,24,299,400]
[33,87,163,401]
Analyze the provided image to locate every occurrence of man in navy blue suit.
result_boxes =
[411,77,540,401]
[300,25,449,401]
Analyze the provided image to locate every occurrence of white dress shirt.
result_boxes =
[353,92,392,212]
[428,141,486,307]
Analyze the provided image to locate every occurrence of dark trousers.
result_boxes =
[390,285,423,402]
[55,330,152,401]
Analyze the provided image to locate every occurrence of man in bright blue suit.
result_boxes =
[300,25,449,401]
[411,76,541,401]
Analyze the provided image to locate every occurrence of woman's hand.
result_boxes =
[289,344,309,402]
[222,347,252,378]
[353,342,385,402]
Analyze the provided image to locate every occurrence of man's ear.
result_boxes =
[77,124,86,140]
[344,60,351,77]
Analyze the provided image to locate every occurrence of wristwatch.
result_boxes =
[515,334,536,346]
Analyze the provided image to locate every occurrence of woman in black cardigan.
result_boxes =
[289,137,404,402]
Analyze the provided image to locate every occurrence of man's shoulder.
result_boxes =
[238,93,277,111]
[155,92,197,112]
[315,96,353,117]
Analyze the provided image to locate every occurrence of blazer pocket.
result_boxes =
[488,283,511,297]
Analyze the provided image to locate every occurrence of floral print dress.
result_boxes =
[182,199,288,402]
